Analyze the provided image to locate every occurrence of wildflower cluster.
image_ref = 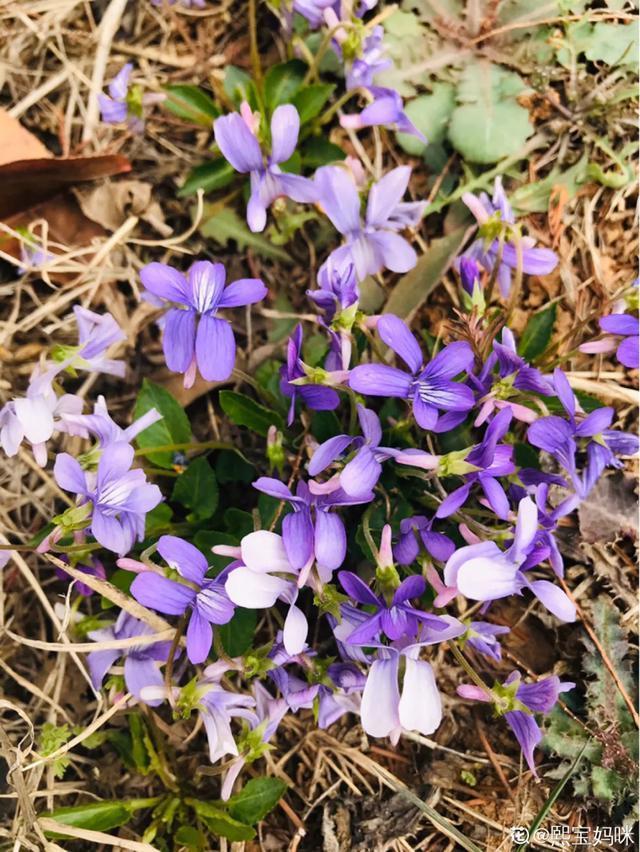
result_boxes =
[8,0,638,838]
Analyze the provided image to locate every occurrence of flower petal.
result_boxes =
[130,573,195,615]
[140,262,189,304]
[366,166,411,227]
[240,530,293,573]
[315,165,361,236]
[308,434,354,476]
[283,509,314,572]
[456,555,520,601]
[315,510,346,572]
[218,278,267,308]
[338,570,381,606]
[283,602,308,655]
[367,230,417,273]
[270,104,300,164]
[360,656,400,738]
[423,341,474,381]
[186,608,213,664]
[124,656,164,704]
[157,535,208,584]
[225,566,290,608]
[54,453,87,495]
[162,308,196,373]
[377,314,422,373]
[398,658,441,736]
[340,445,382,496]
[195,315,236,381]
[349,364,411,397]
[527,579,576,622]
[214,113,263,173]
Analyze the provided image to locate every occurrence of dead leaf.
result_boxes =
[0,110,50,164]
[74,179,172,236]
[578,472,638,545]
[0,155,131,219]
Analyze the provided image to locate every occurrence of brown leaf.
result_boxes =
[0,155,131,218]
[74,179,172,236]
[0,110,51,165]
[578,472,638,545]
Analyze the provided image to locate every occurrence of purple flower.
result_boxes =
[461,177,558,297]
[55,556,106,597]
[459,256,481,296]
[280,324,341,426]
[61,395,162,448]
[465,621,510,662]
[471,327,553,426]
[0,366,83,467]
[99,64,144,133]
[393,515,455,565]
[436,407,516,521]
[345,26,391,90]
[308,255,359,324]
[253,476,373,582]
[292,0,336,27]
[54,442,163,556]
[87,611,173,705]
[458,671,574,777]
[308,405,397,497]
[341,86,426,140]
[131,536,235,664]
[349,314,475,429]
[198,678,258,764]
[71,306,126,377]
[443,496,576,622]
[140,260,266,388]
[315,166,426,281]
[214,104,317,232]
[597,313,638,369]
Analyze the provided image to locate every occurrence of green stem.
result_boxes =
[134,440,235,457]
[248,0,264,98]
[448,641,492,698]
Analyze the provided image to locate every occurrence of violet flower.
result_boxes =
[461,177,558,298]
[308,255,359,324]
[214,104,317,232]
[198,678,258,764]
[53,442,163,556]
[459,256,481,296]
[471,327,553,426]
[140,259,266,388]
[87,611,173,705]
[307,405,397,497]
[0,366,83,466]
[341,86,426,140]
[55,555,106,597]
[61,394,162,448]
[464,621,510,662]
[393,515,455,565]
[99,64,144,133]
[68,306,126,378]
[280,324,341,426]
[349,314,475,429]
[443,496,576,622]
[131,536,235,664]
[218,530,308,655]
[581,312,639,369]
[253,476,373,582]
[345,26,391,90]
[315,165,426,281]
[458,672,574,777]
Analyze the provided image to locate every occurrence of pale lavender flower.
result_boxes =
[341,86,426,140]
[0,366,83,466]
[131,536,235,664]
[443,496,576,622]
[99,64,144,133]
[140,260,266,388]
[581,313,639,369]
[345,26,391,90]
[280,324,341,425]
[315,165,426,281]
[61,395,161,448]
[393,515,455,565]
[349,314,475,429]
[53,442,163,556]
[465,621,510,662]
[70,306,127,378]
[87,611,173,705]
[214,104,317,232]
[198,679,258,765]
[55,555,106,597]
[457,671,574,777]
[308,255,359,324]
[461,177,558,297]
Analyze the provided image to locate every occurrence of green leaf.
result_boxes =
[264,60,307,112]
[301,137,346,168]
[383,227,469,320]
[171,456,219,520]
[134,379,191,469]
[215,450,255,484]
[188,801,256,841]
[193,530,238,572]
[518,303,557,361]
[179,159,236,197]
[43,802,132,834]
[227,777,287,824]
[164,85,219,125]
[396,84,456,154]
[224,66,257,108]
[145,502,173,537]
[292,83,335,123]
[200,205,291,263]
[584,22,638,66]
[174,825,206,849]
[218,607,257,656]
[219,390,284,437]
[510,155,589,214]
[448,61,532,164]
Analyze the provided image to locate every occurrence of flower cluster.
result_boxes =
[7,1,637,823]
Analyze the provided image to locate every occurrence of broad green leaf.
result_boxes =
[218,607,257,656]
[145,502,173,537]
[193,529,238,572]
[188,801,256,841]
[179,159,236,197]
[228,777,287,824]
[219,390,284,437]
[302,137,346,167]
[224,66,257,108]
[384,227,470,321]
[224,507,255,538]
[215,450,255,484]
[397,84,456,154]
[164,85,219,125]
[518,303,557,361]
[171,456,219,520]
[448,61,532,164]
[377,10,431,97]
[174,825,206,849]
[264,60,307,112]
[43,802,131,834]
[134,379,191,469]
[292,83,335,123]
[200,205,291,263]
[584,22,638,66]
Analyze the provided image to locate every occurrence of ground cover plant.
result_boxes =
[0,0,638,850]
